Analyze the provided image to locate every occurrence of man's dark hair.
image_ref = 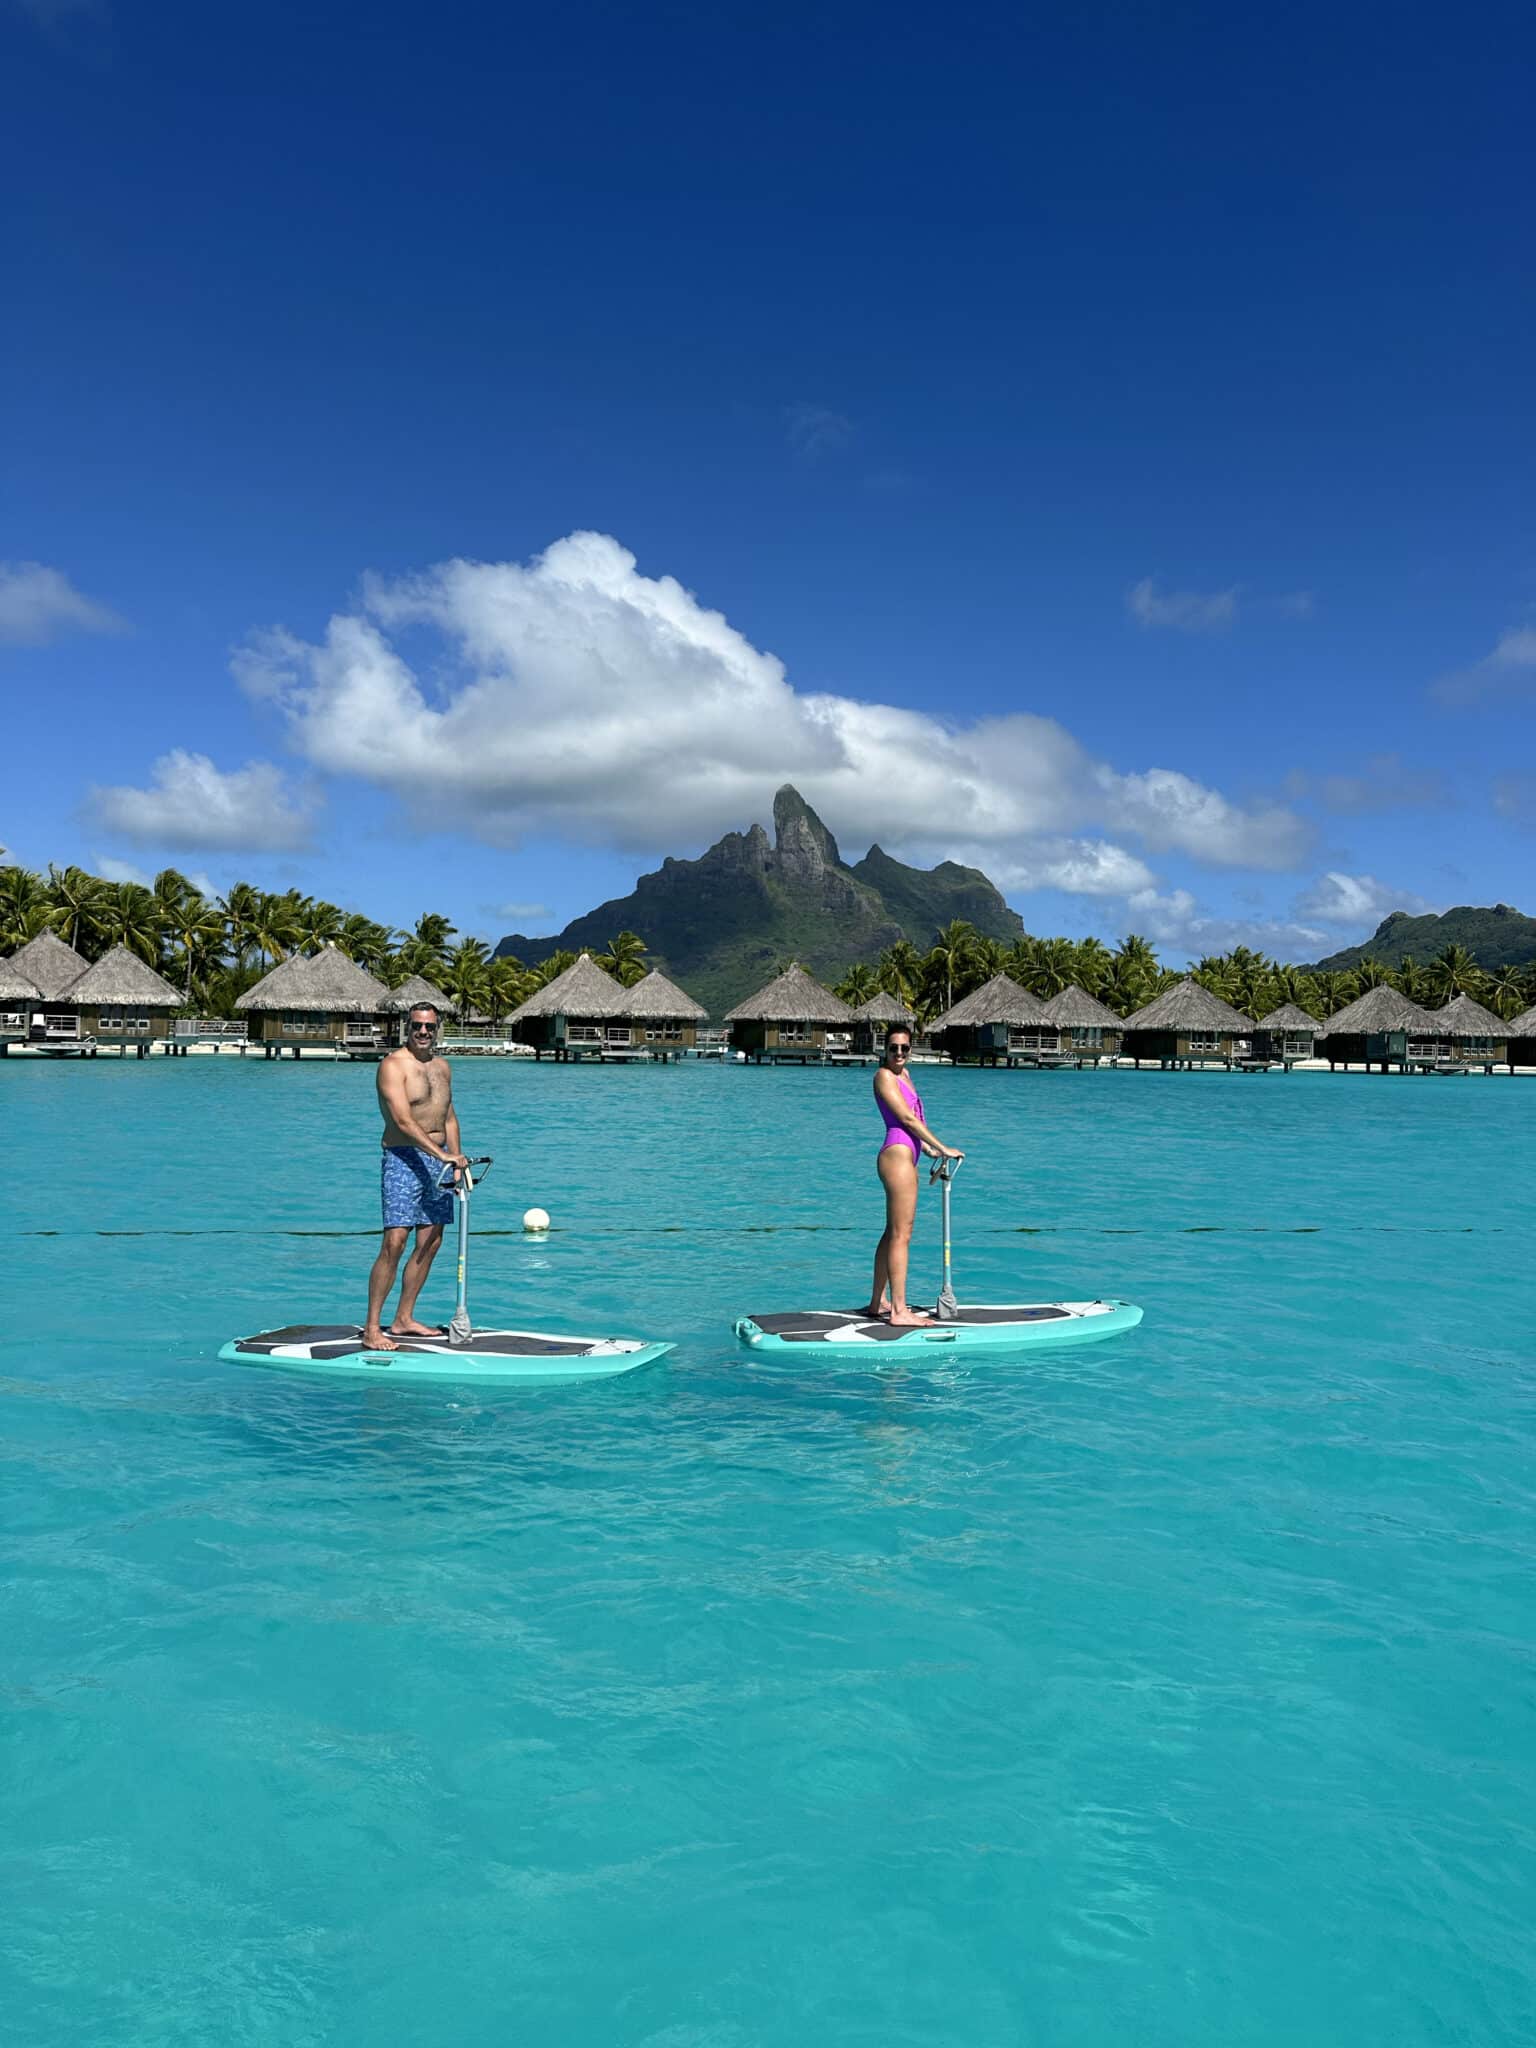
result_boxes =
[408,1003,441,1022]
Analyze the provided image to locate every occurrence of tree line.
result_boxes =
[6,865,1531,1028]
[0,864,649,1021]
[831,922,1536,1025]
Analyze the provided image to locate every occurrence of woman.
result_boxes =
[863,1025,963,1325]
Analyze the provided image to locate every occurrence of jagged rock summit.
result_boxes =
[495,785,1024,1016]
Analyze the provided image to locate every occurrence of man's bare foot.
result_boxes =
[360,1326,399,1351]
[388,1319,445,1337]
[887,1309,934,1327]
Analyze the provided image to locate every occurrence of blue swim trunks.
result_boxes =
[381,1146,455,1230]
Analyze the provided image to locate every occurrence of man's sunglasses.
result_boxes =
[408,1021,439,1034]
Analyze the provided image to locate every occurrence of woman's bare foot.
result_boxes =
[887,1308,934,1327]
[360,1326,399,1351]
[857,1302,892,1320]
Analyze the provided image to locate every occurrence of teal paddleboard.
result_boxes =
[219,1323,674,1384]
[734,1298,1143,1358]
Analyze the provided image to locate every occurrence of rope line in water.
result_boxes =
[17,1224,1505,1240]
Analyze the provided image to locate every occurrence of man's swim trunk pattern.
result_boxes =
[381,1146,455,1230]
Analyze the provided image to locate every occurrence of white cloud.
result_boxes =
[1126,577,1238,633]
[1292,871,1437,926]
[0,562,125,645]
[1431,624,1536,706]
[92,751,316,853]
[784,403,853,461]
[244,531,1308,874]
[94,856,151,886]
[486,901,551,922]
[945,837,1157,897]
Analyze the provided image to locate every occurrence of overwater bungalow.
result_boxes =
[928,973,1057,1066]
[508,952,631,1059]
[1041,985,1125,1063]
[236,943,392,1056]
[381,973,458,1046]
[2,929,93,1047]
[1506,1003,1536,1073]
[724,964,855,1062]
[0,962,42,1048]
[1422,992,1507,1072]
[1315,986,1441,1073]
[620,968,708,1057]
[1120,979,1256,1068]
[849,990,914,1057]
[1252,1001,1324,1067]
[65,946,184,1054]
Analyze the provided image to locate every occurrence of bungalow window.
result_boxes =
[604,1025,632,1046]
[2,1009,27,1030]
[1187,1033,1221,1053]
[40,1012,80,1036]
[281,1010,327,1033]
[776,1023,812,1043]
[1283,1033,1310,1057]
[646,1023,684,1041]
[1070,1027,1104,1048]
[98,1009,150,1032]
[1464,1036,1493,1056]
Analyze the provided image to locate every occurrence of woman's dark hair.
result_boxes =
[884,1023,912,1046]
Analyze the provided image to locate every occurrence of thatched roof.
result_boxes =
[236,943,392,1014]
[851,991,914,1025]
[619,968,708,1021]
[509,952,627,1022]
[930,972,1053,1033]
[1121,977,1256,1033]
[1041,985,1123,1030]
[1319,985,1440,1036]
[381,973,458,1017]
[5,928,91,1000]
[1255,1001,1323,1032]
[0,964,42,1003]
[67,945,182,1007]
[1428,992,1506,1037]
[1507,1003,1536,1039]
[724,964,854,1025]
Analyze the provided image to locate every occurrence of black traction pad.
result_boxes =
[234,1326,597,1358]
[746,1305,1073,1341]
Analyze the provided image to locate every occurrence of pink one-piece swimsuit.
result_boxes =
[877,1071,924,1159]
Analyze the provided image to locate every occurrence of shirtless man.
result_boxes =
[362,1003,469,1350]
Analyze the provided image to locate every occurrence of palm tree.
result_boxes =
[1428,943,1483,1002]
[487,955,536,1031]
[337,913,394,975]
[248,890,303,967]
[1353,956,1392,990]
[89,882,164,965]
[390,934,448,985]
[1490,963,1527,1020]
[413,912,457,954]
[1072,937,1113,997]
[835,962,878,1005]
[442,938,492,1018]
[597,930,648,987]
[162,893,228,1000]
[294,896,344,953]
[927,919,981,1012]
[44,864,103,953]
[0,865,47,951]
[219,882,260,971]
[536,950,577,986]
[876,940,923,1005]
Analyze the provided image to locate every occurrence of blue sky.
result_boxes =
[4,0,1533,963]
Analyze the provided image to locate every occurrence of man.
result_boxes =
[362,1003,469,1350]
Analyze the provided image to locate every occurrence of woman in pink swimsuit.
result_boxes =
[864,1024,964,1326]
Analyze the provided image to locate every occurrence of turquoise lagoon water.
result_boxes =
[4,1055,1535,2046]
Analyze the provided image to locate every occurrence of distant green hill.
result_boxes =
[494,785,1024,1015]
[1307,903,1536,973]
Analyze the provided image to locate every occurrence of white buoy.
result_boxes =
[523,1207,551,1233]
